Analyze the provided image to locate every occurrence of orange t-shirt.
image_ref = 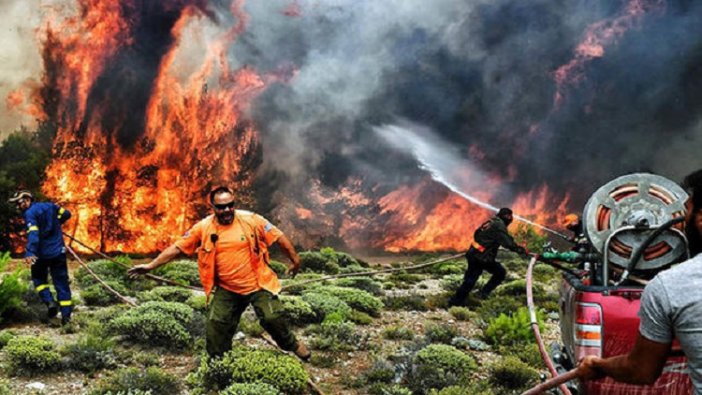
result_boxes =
[175,212,283,295]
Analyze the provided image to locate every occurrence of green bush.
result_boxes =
[278,295,317,325]
[513,223,548,254]
[339,264,367,274]
[130,351,160,368]
[334,277,383,295]
[429,383,494,395]
[187,294,207,311]
[425,292,452,310]
[299,251,340,274]
[301,291,352,321]
[187,345,309,394]
[533,264,557,282]
[0,329,16,349]
[425,323,460,344]
[238,315,264,337]
[489,356,540,391]
[484,307,543,346]
[4,335,61,375]
[137,286,193,303]
[305,285,383,317]
[281,273,325,294]
[75,259,125,287]
[0,379,10,395]
[267,260,288,277]
[368,384,413,395]
[495,279,545,300]
[448,306,475,321]
[306,315,367,351]
[348,310,373,325]
[387,271,425,285]
[510,343,544,366]
[477,295,524,321]
[152,260,200,286]
[222,382,281,395]
[383,294,428,311]
[108,301,194,348]
[364,359,395,383]
[0,251,29,321]
[63,330,117,373]
[409,344,476,394]
[90,366,180,395]
[383,325,415,340]
[320,246,367,267]
[439,274,464,292]
[80,281,130,306]
[427,260,466,276]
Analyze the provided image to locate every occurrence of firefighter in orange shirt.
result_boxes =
[129,186,310,360]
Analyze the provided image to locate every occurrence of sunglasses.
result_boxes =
[213,201,235,210]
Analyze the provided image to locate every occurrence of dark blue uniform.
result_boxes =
[24,202,73,320]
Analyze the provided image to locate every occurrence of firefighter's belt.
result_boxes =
[471,241,486,253]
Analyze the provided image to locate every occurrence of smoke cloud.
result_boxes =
[236,0,702,210]
[0,0,42,138]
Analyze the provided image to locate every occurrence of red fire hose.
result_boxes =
[523,254,573,395]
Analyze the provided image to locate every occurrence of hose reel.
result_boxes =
[582,173,688,271]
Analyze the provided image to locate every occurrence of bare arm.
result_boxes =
[276,235,301,277]
[127,244,182,277]
[577,333,671,385]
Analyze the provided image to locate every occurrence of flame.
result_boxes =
[553,0,664,107]
[38,1,270,253]
[24,0,574,254]
[279,176,569,253]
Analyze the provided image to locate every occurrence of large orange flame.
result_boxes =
[39,1,269,253]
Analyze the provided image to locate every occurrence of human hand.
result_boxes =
[24,256,37,266]
[576,355,606,381]
[286,263,300,278]
[127,264,153,279]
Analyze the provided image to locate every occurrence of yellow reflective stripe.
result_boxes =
[57,207,65,219]
[28,226,39,232]
[35,284,49,292]
[59,300,72,307]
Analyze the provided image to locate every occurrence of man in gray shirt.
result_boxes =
[578,169,702,393]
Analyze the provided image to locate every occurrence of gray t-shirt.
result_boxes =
[639,253,702,394]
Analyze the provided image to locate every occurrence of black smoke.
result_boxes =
[229,0,702,214]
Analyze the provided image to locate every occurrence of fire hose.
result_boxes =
[63,232,464,292]
[64,241,325,395]
[523,254,572,395]
[63,232,203,291]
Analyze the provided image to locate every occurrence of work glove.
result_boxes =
[24,256,37,266]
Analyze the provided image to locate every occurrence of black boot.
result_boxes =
[61,316,71,326]
[47,301,59,319]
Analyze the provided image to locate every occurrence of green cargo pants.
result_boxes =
[206,287,298,357]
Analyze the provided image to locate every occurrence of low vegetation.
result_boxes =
[0,246,557,394]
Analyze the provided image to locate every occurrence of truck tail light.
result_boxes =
[575,302,603,357]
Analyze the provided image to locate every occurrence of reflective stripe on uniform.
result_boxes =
[59,300,72,307]
[28,225,39,232]
[471,241,486,253]
[35,284,50,292]
[57,207,65,219]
